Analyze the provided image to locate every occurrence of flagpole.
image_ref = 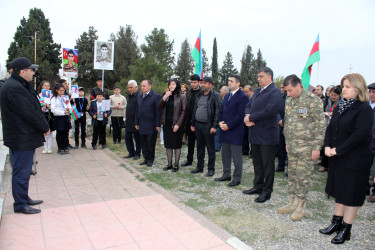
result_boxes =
[317,61,319,84]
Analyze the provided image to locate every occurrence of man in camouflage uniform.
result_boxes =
[277,74,325,221]
[63,50,77,72]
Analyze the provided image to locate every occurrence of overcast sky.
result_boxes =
[1,0,374,88]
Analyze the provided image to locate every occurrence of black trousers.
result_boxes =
[140,133,157,163]
[277,132,287,170]
[195,122,215,171]
[185,126,196,164]
[92,121,107,146]
[56,130,69,150]
[125,129,141,157]
[74,116,86,145]
[242,125,250,154]
[251,144,276,195]
[111,116,123,142]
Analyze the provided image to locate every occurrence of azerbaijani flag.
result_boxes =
[191,30,203,79]
[301,34,320,90]
[70,106,81,120]
[39,97,46,106]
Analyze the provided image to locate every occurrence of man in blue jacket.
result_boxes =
[0,57,50,214]
[243,67,282,203]
[135,80,162,167]
[215,75,249,186]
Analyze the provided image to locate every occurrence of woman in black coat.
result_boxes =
[319,73,373,244]
[158,79,187,172]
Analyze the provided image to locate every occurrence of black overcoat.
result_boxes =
[324,101,373,206]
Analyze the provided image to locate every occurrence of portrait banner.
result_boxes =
[62,48,78,78]
[94,41,114,70]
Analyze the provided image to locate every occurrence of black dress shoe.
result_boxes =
[191,168,203,174]
[68,144,74,149]
[275,167,285,172]
[214,176,231,182]
[14,205,41,214]
[124,154,135,159]
[27,199,43,206]
[57,149,64,155]
[63,149,70,154]
[254,193,271,203]
[242,187,262,195]
[172,165,179,172]
[206,170,215,177]
[147,162,153,167]
[140,160,148,165]
[92,145,97,150]
[163,165,173,171]
[134,156,140,160]
[102,144,107,149]
[81,144,87,148]
[181,162,192,167]
[228,181,241,186]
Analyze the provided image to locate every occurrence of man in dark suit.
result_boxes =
[215,75,249,186]
[190,76,222,177]
[135,80,162,167]
[243,67,282,203]
[124,80,141,160]
[0,57,50,214]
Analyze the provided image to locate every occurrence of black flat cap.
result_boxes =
[368,83,375,90]
[11,57,38,71]
[202,76,214,84]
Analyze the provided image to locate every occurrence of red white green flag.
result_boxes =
[301,34,320,90]
[191,30,203,79]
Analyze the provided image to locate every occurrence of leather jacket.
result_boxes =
[191,89,222,129]
[158,93,187,127]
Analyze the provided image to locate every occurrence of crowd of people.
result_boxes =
[0,57,374,245]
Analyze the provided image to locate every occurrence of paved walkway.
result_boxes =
[0,143,236,250]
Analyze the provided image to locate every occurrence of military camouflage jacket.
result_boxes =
[284,88,325,154]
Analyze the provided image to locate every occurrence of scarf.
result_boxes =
[338,98,356,114]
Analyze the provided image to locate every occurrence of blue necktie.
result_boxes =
[229,92,233,100]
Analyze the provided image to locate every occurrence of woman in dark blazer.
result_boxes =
[158,79,187,172]
[319,73,373,244]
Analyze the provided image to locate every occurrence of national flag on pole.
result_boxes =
[301,34,320,90]
[70,106,81,120]
[191,30,203,79]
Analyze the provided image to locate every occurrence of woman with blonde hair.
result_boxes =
[320,73,373,244]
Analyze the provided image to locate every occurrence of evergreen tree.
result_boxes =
[239,45,254,86]
[175,38,193,84]
[131,28,174,94]
[75,26,99,89]
[211,38,219,84]
[219,52,238,87]
[251,49,267,86]
[106,25,140,86]
[202,48,210,76]
[7,8,61,82]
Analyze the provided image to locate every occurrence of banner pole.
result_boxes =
[102,70,105,90]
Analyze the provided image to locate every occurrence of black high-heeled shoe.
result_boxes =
[331,222,352,244]
[172,164,179,172]
[163,165,173,171]
[319,215,343,235]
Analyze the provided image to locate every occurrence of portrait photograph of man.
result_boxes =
[94,41,114,70]
[62,48,78,78]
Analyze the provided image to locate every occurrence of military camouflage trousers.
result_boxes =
[287,151,314,200]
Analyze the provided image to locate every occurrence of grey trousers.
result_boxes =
[221,142,243,182]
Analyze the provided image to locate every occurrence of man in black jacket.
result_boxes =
[0,57,50,214]
[90,77,110,100]
[124,80,141,160]
[190,76,222,177]
[181,74,201,166]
